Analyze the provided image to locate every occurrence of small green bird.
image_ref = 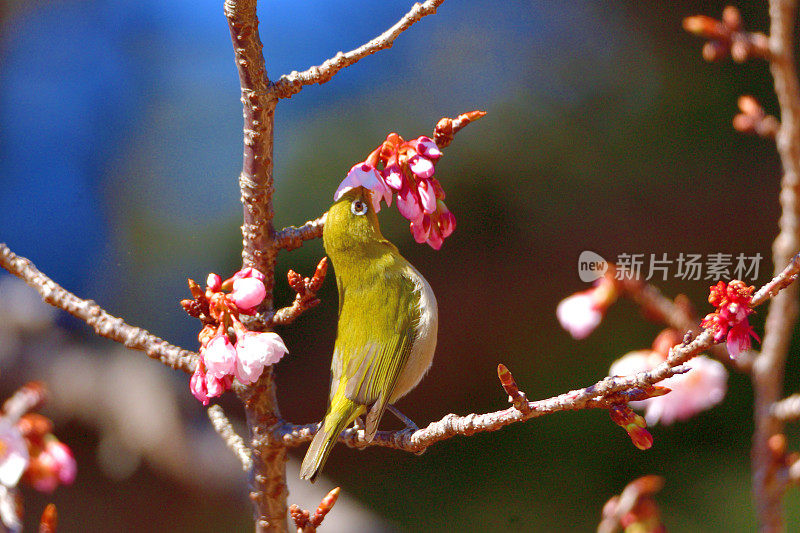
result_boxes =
[300,186,438,482]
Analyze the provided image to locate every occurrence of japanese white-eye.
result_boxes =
[300,186,438,482]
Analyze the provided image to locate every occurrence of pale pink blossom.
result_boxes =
[382,164,404,190]
[190,366,210,405]
[334,163,392,212]
[203,335,237,379]
[556,291,604,340]
[229,277,266,312]
[411,136,442,160]
[234,332,289,384]
[610,350,727,425]
[408,155,435,179]
[0,421,27,487]
[45,440,76,486]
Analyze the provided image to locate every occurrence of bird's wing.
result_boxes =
[329,268,420,441]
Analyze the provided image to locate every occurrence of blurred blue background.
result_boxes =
[2,0,799,530]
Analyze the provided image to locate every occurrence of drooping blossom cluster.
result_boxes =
[700,280,759,359]
[181,268,288,405]
[556,274,619,339]
[334,133,455,249]
[609,329,728,425]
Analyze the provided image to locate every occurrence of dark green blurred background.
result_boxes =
[2,0,799,531]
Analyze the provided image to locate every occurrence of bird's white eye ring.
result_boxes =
[351,199,368,216]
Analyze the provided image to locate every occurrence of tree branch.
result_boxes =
[0,243,197,373]
[273,215,326,251]
[274,252,800,453]
[208,404,252,472]
[272,0,446,99]
[752,2,800,531]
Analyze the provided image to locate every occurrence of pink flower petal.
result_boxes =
[382,164,404,190]
[397,187,423,222]
[230,277,266,312]
[556,291,603,339]
[231,267,265,282]
[413,136,443,160]
[190,366,210,405]
[235,332,289,384]
[46,441,76,485]
[426,225,444,250]
[417,180,437,214]
[203,335,238,379]
[408,155,435,179]
[0,420,28,487]
[410,215,431,244]
[438,208,456,238]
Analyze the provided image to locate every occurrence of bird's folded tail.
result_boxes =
[300,397,361,483]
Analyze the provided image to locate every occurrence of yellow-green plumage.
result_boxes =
[300,187,437,482]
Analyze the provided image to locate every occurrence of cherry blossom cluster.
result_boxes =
[181,268,288,405]
[556,274,618,339]
[700,280,759,359]
[609,329,728,425]
[0,414,75,496]
[334,133,455,249]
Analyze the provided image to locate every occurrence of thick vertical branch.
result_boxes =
[753,2,800,531]
[226,0,279,306]
[224,1,285,531]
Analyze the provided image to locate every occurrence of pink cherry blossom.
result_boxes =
[411,136,443,160]
[727,320,759,358]
[45,440,76,486]
[234,332,289,385]
[0,420,28,487]
[229,277,266,312]
[408,155,435,179]
[609,350,727,425]
[203,335,237,379]
[382,164,404,190]
[190,366,210,405]
[556,291,604,340]
[334,163,392,212]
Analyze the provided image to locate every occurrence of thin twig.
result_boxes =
[273,214,327,251]
[272,0,446,99]
[0,243,197,373]
[271,258,328,327]
[2,382,47,422]
[208,404,253,472]
[277,330,716,452]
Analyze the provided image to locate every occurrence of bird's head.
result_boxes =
[323,187,387,258]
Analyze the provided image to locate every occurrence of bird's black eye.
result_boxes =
[350,199,368,216]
